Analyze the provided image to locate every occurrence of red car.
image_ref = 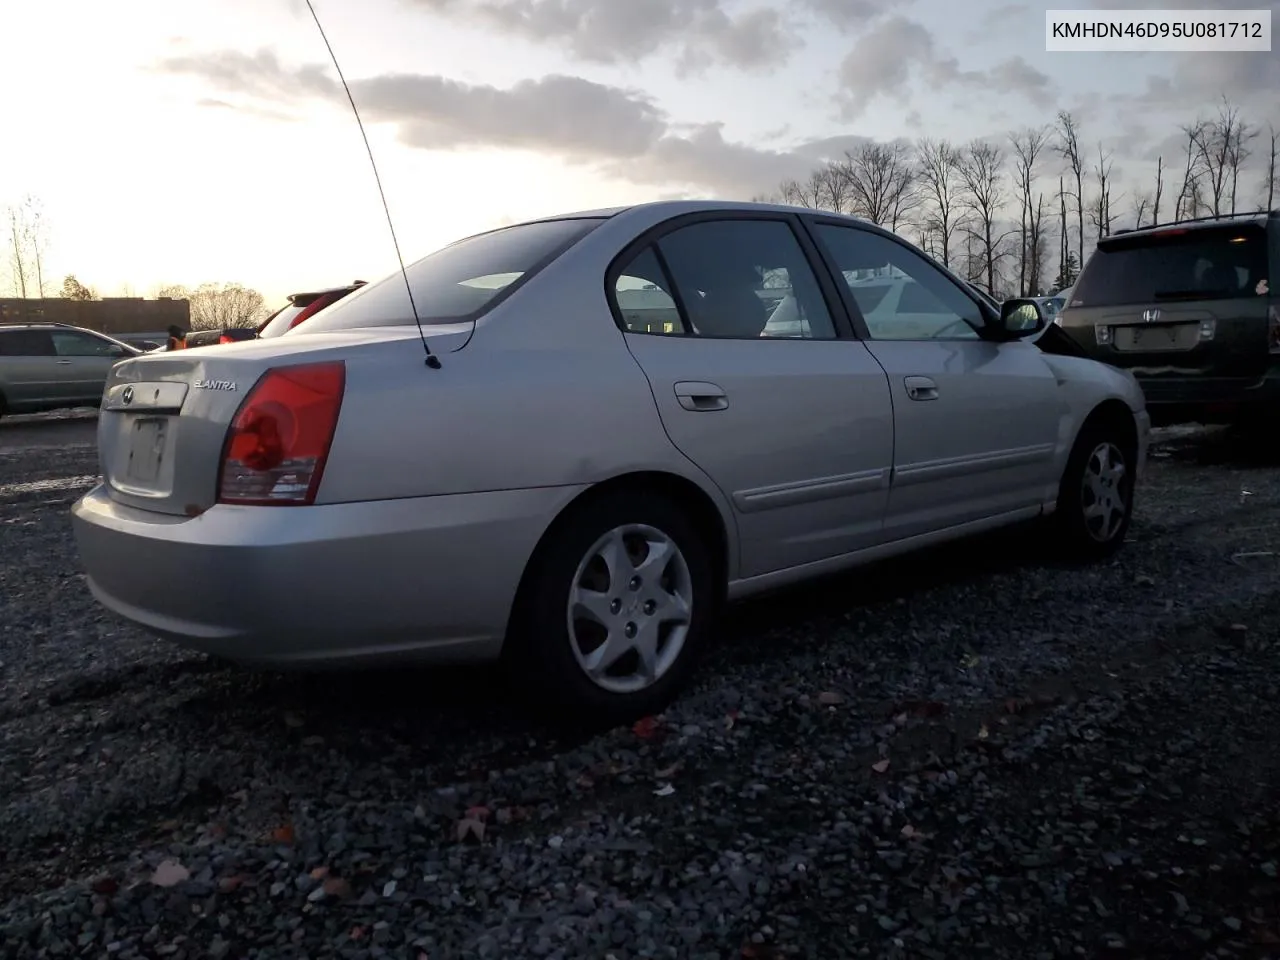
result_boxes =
[257,282,366,339]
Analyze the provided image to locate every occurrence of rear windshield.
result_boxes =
[258,304,310,339]
[297,217,604,332]
[1073,225,1270,307]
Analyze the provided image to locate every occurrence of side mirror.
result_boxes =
[996,298,1046,339]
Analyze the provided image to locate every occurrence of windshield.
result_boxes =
[298,217,605,332]
[1074,225,1269,307]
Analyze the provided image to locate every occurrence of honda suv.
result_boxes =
[1057,210,1280,426]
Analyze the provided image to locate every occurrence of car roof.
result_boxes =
[1107,209,1278,244]
[526,199,872,228]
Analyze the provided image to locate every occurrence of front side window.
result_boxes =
[299,217,605,332]
[52,331,123,357]
[815,224,982,340]
[614,219,836,339]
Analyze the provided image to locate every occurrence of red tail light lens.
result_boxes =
[219,334,235,344]
[217,362,345,505]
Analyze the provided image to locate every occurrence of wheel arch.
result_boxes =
[1077,397,1139,458]
[504,470,734,648]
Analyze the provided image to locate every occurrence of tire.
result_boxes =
[505,490,718,726]
[1051,419,1136,561]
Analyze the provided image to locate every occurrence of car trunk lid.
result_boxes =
[96,327,468,516]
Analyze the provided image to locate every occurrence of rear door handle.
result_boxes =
[674,381,728,411]
[904,376,938,401]
[55,359,73,365]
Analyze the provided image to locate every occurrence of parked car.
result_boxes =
[1057,210,1279,426]
[70,200,1148,722]
[183,327,259,349]
[0,323,139,418]
[257,282,366,339]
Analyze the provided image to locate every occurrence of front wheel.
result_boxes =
[506,490,717,725]
[1051,422,1136,561]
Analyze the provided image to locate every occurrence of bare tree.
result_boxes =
[956,139,1010,296]
[1174,125,1205,220]
[1262,124,1278,211]
[170,283,267,329]
[1228,115,1258,213]
[1055,111,1086,270]
[1057,175,1068,288]
[915,138,962,269]
[6,207,27,298]
[1152,155,1164,225]
[1131,193,1151,230]
[843,141,918,227]
[1088,144,1120,242]
[22,196,48,297]
[1010,126,1049,296]
[4,195,51,298]
[1028,192,1049,295]
[1186,97,1254,217]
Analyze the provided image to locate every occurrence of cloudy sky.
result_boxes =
[2,0,1276,304]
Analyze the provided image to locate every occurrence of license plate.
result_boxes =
[1114,323,1197,352]
[126,417,167,483]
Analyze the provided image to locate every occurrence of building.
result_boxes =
[0,297,190,341]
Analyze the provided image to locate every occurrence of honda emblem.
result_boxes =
[1142,308,1160,323]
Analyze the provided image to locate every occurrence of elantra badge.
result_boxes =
[193,379,238,391]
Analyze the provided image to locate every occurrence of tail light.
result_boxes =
[218,334,235,344]
[217,362,345,506]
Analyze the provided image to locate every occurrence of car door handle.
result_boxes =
[674,381,728,411]
[55,359,73,365]
[904,376,938,401]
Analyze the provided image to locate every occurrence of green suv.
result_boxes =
[0,323,139,418]
[1057,211,1279,426]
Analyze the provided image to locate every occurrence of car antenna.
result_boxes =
[303,0,441,370]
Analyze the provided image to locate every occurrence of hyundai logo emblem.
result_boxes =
[121,386,134,405]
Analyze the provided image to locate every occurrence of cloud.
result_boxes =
[156,48,826,195]
[798,0,911,30]
[404,0,799,71]
[835,17,1052,119]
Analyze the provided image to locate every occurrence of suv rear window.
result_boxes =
[298,217,605,332]
[1074,225,1269,307]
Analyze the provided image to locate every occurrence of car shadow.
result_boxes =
[173,521,1054,760]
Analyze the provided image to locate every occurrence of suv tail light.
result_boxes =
[217,362,345,505]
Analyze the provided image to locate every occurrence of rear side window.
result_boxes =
[299,218,605,332]
[1074,226,1270,306]
[0,330,55,356]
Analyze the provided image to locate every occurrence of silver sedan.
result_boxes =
[71,200,1149,722]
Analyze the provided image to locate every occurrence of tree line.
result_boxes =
[760,95,1279,299]
[4,197,268,329]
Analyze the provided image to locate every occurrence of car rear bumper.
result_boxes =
[70,483,585,666]
[1135,368,1280,424]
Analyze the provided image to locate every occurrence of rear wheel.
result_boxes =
[506,490,717,725]
[1052,420,1136,561]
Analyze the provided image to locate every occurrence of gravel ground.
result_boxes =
[2,423,1280,958]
